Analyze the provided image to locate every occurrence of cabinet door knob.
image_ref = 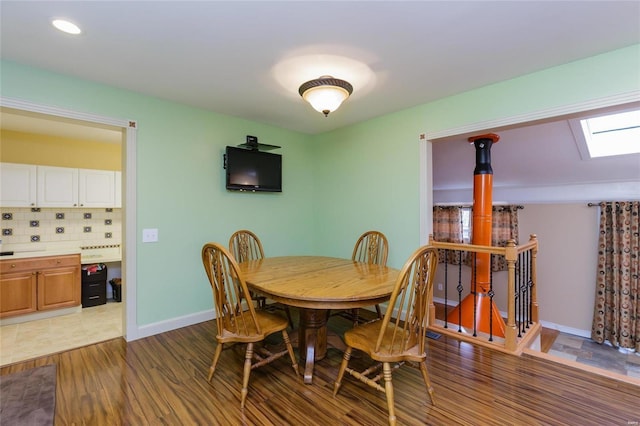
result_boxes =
[56,259,62,263]
[11,264,16,268]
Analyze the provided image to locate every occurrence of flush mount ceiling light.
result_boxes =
[52,19,81,35]
[298,76,353,117]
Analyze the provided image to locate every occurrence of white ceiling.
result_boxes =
[1,1,639,135]
[1,1,639,191]
[432,103,640,192]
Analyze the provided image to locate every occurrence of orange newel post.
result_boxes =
[447,133,506,337]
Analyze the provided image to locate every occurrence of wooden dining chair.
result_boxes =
[201,242,299,408]
[229,230,293,327]
[333,245,438,426]
[334,230,389,325]
[229,230,267,307]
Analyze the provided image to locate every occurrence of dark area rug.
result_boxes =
[0,364,56,426]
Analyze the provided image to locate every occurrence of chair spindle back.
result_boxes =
[229,230,264,263]
[375,246,438,355]
[352,231,389,266]
[202,242,260,336]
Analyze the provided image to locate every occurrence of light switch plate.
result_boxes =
[142,228,158,243]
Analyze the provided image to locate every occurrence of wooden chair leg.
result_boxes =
[419,361,436,405]
[208,343,224,381]
[333,347,353,396]
[352,308,360,327]
[375,304,383,319]
[282,330,299,375]
[383,362,396,426]
[240,343,254,408]
[258,297,267,309]
[284,306,294,329]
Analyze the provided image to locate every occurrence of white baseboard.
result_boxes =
[133,309,215,341]
[131,300,264,341]
[433,296,457,307]
[538,321,591,338]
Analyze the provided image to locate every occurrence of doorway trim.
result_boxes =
[1,96,138,341]
[419,90,640,245]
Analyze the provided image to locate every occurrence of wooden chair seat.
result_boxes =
[343,321,424,363]
[217,310,291,343]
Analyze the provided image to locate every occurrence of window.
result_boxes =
[461,207,471,243]
[572,109,640,159]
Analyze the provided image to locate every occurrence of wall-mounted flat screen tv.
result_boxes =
[224,146,282,192]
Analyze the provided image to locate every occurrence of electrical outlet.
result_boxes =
[142,228,159,243]
[437,283,443,291]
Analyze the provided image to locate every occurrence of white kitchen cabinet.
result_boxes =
[115,171,122,208]
[0,163,37,207]
[78,169,116,207]
[37,165,79,207]
[3,164,119,208]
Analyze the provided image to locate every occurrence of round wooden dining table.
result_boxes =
[238,256,399,384]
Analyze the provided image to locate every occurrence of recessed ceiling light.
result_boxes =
[52,19,81,35]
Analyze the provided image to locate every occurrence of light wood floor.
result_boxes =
[1,308,638,425]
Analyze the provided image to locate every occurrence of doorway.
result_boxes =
[0,97,137,362]
[420,94,639,378]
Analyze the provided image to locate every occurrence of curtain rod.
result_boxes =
[434,204,524,209]
[588,201,640,207]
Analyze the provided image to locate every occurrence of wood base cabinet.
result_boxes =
[0,254,81,318]
[0,270,37,317]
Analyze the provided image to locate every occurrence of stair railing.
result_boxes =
[427,234,539,353]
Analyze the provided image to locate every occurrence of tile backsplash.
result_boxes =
[1,207,122,247]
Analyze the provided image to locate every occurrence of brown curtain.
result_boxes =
[464,205,520,271]
[432,206,463,264]
[433,205,519,269]
[591,201,639,352]
[490,206,520,271]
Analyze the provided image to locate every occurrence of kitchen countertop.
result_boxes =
[0,245,121,263]
[0,247,80,260]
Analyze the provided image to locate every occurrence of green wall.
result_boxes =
[1,43,638,328]
[312,44,640,265]
[0,60,315,325]
[311,110,426,267]
[416,43,640,133]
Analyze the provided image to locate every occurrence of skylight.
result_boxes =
[579,110,640,158]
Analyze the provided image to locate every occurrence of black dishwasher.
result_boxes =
[81,264,107,307]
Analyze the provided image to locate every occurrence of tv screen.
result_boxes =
[225,146,282,192]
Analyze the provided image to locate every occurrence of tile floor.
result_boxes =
[0,301,122,366]
[547,332,640,379]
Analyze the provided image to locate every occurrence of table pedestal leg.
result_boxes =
[299,308,329,384]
